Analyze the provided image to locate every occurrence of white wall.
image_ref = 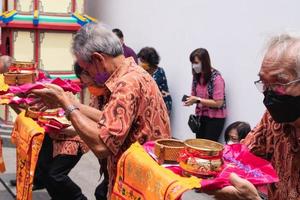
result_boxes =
[86,0,300,140]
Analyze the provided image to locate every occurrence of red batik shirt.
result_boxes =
[243,111,300,200]
[97,57,171,197]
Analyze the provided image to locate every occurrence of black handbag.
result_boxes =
[188,114,201,133]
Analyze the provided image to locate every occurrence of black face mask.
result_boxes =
[263,90,300,123]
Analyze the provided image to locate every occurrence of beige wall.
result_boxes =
[13,31,34,62]
[39,32,74,71]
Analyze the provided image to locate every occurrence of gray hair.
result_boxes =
[72,22,123,62]
[265,33,300,77]
[0,55,12,72]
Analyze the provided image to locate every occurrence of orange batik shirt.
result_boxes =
[11,111,45,200]
[97,58,171,198]
[243,111,300,200]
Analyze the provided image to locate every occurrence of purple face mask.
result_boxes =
[94,72,110,85]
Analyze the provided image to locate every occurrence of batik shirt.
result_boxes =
[98,57,171,197]
[243,111,300,200]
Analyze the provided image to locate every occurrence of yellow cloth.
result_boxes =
[0,74,9,92]
[0,98,10,104]
[11,111,45,200]
[111,142,201,200]
[0,73,10,172]
[0,136,5,173]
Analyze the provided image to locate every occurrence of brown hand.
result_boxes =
[213,173,261,200]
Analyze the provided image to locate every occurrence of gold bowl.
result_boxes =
[184,139,224,157]
[42,108,59,117]
[25,106,41,119]
[10,61,37,71]
[180,139,224,177]
[25,107,59,119]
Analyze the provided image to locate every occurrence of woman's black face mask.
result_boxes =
[263,90,300,123]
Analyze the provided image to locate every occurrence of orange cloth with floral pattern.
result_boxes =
[11,111,45,200]
[111,142,201,200]
[0,136,5,173]
[243,111,300,200]
[98,57,171,198]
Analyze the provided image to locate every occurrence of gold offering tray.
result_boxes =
[4,72,36,86]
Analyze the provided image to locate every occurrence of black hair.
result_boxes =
[137,47,160,68]
[224,121,251,143]
[189,48,212,85]
[74,62,83,79]
[112,28,124,39]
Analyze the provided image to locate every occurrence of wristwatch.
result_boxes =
[196,98,201,103]
[65,105,79,120]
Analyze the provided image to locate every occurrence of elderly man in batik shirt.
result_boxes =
[242,34,300,200]
[211,34,300,200]
[31,22,171,199]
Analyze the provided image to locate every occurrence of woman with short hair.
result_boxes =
[137,47,172,116]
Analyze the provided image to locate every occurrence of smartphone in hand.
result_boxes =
[182,95,190,102]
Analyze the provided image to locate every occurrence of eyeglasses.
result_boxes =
[254,78,300,94]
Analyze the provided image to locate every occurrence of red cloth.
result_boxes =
[143,142,279,190]
[8,78,81,94]
[200,144,278,190]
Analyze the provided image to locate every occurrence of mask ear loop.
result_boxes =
[91,56,101,75]
[93,53,111,76]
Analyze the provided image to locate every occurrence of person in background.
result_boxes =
[224,121,251,144]
[184,48,226,141]
[112,28,138,63]
[0,55,12,74]
[137,47,172,115]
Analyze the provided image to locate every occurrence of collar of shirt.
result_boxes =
[105,57,136,92]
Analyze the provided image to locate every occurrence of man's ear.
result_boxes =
[91,52,105,64]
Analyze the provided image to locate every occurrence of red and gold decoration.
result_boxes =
[179,139,224,177]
